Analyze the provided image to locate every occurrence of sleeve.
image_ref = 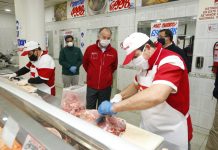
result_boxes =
[37,56,55,80]
[16,66,30,76]
[153,56,185,93]
[111,50,118,73]
[75,48,83,68]
[59,48,71,69]
[28,76,45,84]
[82,47,90,72]
[213,71,218,99]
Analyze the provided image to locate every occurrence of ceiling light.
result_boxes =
[2,117,8,121]
[5,9,11,12]
[156,20,161,23]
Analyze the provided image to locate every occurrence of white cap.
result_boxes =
[21,41,40,56]
[121,32,150,65]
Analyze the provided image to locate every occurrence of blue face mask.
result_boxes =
[29,54,38,61]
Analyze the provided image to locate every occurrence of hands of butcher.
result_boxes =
[98,101,117,116]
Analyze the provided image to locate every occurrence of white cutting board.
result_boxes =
[121,123,164,150]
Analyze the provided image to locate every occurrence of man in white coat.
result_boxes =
[98,32,193,149]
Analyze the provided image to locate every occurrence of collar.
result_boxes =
[148,44,162,69]
[164,42,173,48]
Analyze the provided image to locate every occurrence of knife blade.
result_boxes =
[95,115,106,124]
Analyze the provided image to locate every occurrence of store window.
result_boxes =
[138,17,196,72]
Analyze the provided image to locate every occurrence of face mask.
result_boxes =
[132,55,149,70]
[100,39,110,47]
[29,54,38,61]
[67,42,74,47]
[157,38,166,46]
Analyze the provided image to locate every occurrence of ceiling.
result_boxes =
[0,0,67,15]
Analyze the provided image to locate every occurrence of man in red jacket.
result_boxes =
[83,27,118,109]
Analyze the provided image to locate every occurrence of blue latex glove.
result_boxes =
[69,66,77,73]
[98,101,117,116]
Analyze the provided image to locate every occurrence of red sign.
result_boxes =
[109,0,134,12]
[69,0,85,17]
[71,4,85,17]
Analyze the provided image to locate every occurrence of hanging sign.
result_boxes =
[150,21,179,43]
[68,0,85,18]
[109,0,135,12]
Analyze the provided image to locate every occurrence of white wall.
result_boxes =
[0,13,16,55]
[45,0,216,134]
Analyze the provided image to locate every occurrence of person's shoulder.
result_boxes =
[41,53,54,62]
[108,45,117,53]
[159,50,185,70]
[86,43,98,51]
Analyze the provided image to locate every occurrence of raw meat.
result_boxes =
[79,109,100,123]
[79,109,126,136]
[61,91,126,136]
[97,115,126,136]
[61,91,85,117]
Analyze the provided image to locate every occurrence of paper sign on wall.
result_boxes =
[1,117,19,148]
[198,0,218,21]
[150,21,179,43]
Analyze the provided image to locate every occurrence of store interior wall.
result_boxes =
[0,13,16,55]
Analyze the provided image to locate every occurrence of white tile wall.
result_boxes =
[0,14,16,55]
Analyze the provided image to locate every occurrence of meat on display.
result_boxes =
[61,91,126,136]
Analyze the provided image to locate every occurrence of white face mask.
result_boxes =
[67,42,73,47]
[100,39,110,47]
[132,55,149,70]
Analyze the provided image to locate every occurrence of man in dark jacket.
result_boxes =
[206,71,218,150]
[83,27,118,109]
[59,35,83,87]
[158,29,190,72]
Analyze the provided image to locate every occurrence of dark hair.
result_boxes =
[99,27,112,35]
[146,39,156,48]
[138,39,156,51]
[65,35,74,41]
[159,29,173,41]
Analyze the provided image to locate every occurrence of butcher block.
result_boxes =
[121,123,164,150]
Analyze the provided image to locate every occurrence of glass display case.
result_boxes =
[0,73,180,150]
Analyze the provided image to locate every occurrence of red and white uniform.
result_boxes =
[134,45,192,149]
[25,51,55,95]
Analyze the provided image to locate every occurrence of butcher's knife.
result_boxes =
[95,115,106,124]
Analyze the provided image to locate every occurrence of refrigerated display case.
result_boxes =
[0,72,181,150]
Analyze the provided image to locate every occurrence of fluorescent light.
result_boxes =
[156,20,161,23]
[2,117,8,121]
[5,9,11,12]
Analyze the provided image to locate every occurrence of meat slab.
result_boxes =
[61,92,126,136]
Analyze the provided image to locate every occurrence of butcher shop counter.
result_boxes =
[0,76,181,150]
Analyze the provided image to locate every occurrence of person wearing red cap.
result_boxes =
[6,41,56,96]
[98,32,193,149]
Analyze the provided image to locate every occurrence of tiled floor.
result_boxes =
[55,86,209,150]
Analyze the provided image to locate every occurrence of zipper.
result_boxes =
[98,52,104,89]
